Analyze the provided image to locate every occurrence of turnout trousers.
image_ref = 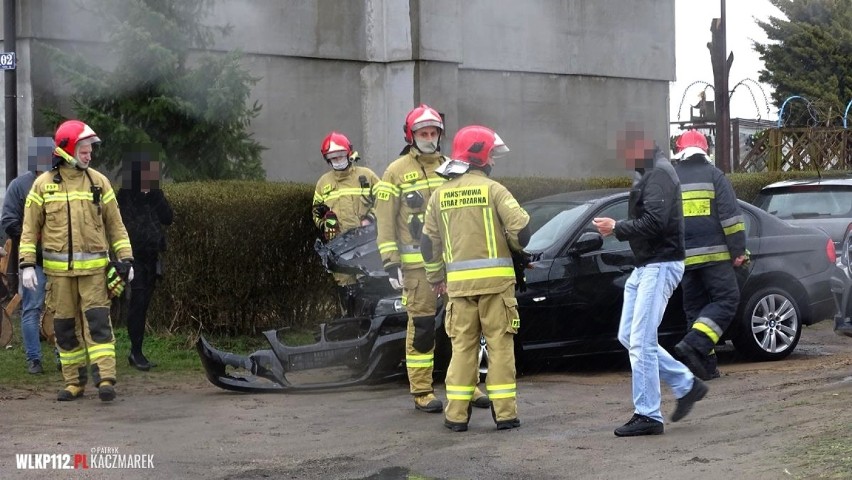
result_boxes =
[47,274,116,387]
[403,267,439,396]
[444,284,519,425]
[681,262,740,357]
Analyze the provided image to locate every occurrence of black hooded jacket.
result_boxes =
[613,147,685,267]
[116,189,174,260]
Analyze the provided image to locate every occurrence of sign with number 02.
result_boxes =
[0,52,16,70]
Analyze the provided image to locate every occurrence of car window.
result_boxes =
[525,203,591,252]
[754,188,852,219]
[742,208,757,238]
[578,201,630,251]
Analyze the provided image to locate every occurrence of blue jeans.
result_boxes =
[19,265,47,362]
[618,260,692,423]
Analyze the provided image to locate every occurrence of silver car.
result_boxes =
[753,177,852,249]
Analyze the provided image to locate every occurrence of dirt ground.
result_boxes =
[1,320,851,480]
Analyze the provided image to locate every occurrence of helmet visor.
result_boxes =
[323,150,348,161]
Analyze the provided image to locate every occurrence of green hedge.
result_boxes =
[149,181,337,336]
[148,171,851,335]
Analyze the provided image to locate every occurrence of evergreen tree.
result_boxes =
[40,0,265,181]
[755,0,852,126]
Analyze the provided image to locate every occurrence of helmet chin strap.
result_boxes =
[53,146,78,168]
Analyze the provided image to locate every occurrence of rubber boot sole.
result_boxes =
[98,384,116,402]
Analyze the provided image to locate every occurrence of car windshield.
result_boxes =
[525,202,591,251]
[754,187,852,219]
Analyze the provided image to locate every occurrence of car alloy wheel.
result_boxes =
[733,286,802,361]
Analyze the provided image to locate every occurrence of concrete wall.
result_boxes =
[1,0,675,187]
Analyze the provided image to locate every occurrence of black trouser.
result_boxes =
[681,261,740,355]
[128,256,158,355]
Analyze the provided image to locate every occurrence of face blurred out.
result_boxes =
[76,143,93,169]
[617,136,655,169]
[414,126,440,154]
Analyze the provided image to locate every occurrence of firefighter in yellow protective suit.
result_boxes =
[421,125,531,431]
[20,120,134,402]
[374,105,490,413]
[312,131,380,316]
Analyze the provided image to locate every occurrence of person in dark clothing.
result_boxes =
[673,130,747,380]
[593,126,707,437]
[117,150,173,371]
[0,137,55,374]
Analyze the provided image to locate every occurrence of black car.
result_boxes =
[197,190,840,392]
[518,189,839,363]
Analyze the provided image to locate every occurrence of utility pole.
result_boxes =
[709,0,732,172]
[4,0,17,185]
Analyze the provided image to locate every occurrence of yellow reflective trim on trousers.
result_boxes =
[684,251,731,266]
[88,343,116,360]
[441,211,453,263]
[724,222,745,236]
[447,266,515,282]
[59,349,88,365]
[406,354,434,368]
[486,383,517,399]
[446,385,475,400]
[483,208,497,258]
[400,252,424,264]
[693,322,720,343]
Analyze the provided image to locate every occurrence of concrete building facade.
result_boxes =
[1,0,675,186]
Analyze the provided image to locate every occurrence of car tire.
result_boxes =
[732,286,802,361]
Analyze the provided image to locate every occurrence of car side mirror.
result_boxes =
[569,231,604,255]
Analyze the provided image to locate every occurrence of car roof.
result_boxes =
[524,188,827,239]
[523,188,628,205]
[760,176,852,190]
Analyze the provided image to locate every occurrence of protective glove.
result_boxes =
[385,265,404,290]
[126,262,135,283]
[21,266,38,290]
[322,211,340,242]
[512,250,532,293]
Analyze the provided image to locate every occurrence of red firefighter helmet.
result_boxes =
[320,131,353,162]
[53,120,101,167]
[403,104,444,145]
[450,125,509,168]
[676,129,709,159]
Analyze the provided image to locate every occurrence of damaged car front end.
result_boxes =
[197,224,445,392]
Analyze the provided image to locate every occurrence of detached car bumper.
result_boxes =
[196,314,409,392]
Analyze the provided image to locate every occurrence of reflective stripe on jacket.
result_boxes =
[312,165,380,233]
[374,150,445,270]
[20,165,133,276]
[675,156,746,269]
[422,170,530,297]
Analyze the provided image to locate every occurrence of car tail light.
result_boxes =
[826,238,836,263]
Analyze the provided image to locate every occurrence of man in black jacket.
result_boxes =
[117,149,173,370]
[593,126,707,437]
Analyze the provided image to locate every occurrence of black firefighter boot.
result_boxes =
[675,332,714,381]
